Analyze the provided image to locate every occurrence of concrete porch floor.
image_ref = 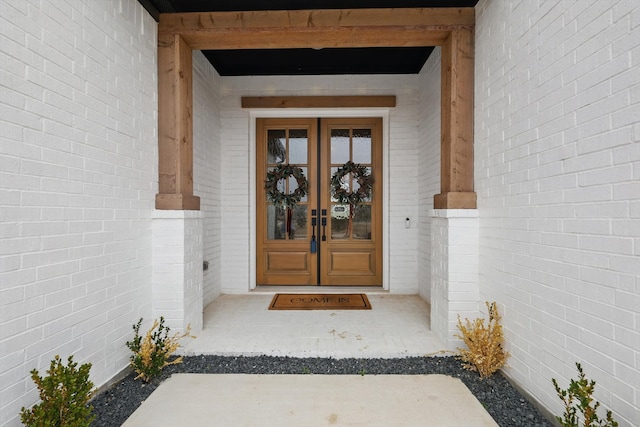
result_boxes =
[182,292,448,358]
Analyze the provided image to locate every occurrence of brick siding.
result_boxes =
[475,0,640,424]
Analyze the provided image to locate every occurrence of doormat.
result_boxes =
[269,293,371,310]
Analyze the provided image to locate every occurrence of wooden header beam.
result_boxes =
[242,96,396,109]
[156,7,476,210]
[159,9,474,50]
[164,28,451,51]
[159,8,474,34]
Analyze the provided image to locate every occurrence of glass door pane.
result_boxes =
[265,128,309,241]
[328,128,373,241]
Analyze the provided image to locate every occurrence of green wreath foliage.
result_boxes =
[265,163,309,208]
[331,161,374,205]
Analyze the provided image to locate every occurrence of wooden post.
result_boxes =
[435,27,476,209]
[156,34,200,210]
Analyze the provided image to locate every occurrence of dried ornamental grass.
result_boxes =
[455,301,509,379]
[126,317,195,382]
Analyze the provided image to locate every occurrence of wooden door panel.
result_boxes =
[257,117,382,286]
[261,248,314,285]
[328,250,375,274]
[256,118,317,285]
[320,118,383,286]
[266,251,309,271]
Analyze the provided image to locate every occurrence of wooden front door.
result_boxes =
[257,117,382,286]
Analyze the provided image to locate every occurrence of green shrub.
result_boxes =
[126,317,194,382]
[20,355,95,427]
[552,362,618,427]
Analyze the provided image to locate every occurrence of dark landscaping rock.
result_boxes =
[91,356,552,427]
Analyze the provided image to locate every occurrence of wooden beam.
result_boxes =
[242,96,396,109]
[156,34,200,210]
[435,27,476,209]
[174,28,450,51]
[159,8,474,49]
[154,7,476,210]
[434,192,477,209]
[159,8,474,33]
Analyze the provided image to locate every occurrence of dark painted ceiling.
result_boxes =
[139,0,478,76]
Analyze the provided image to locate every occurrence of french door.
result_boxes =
[256,117,382,286]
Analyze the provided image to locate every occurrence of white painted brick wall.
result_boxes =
[476,0,640,425]
[389,82,421,294]
[219,75,421,293]
[182,212,203,332]
[430,210,479,349]
[0,1,157,425]
[193,51,222,307]
[418,47,442,301]
[151,211,203,333]
[3,0,635,424]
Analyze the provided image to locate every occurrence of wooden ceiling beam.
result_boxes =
[175,28,451,50]
[159,8,474,39]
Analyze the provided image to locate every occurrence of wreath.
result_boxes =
[331,161,374,206]
[265,163,309,208]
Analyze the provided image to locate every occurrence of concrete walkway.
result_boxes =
[122,374,498,427]
[123,294,498,426]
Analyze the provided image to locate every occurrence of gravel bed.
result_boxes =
[91,355,553,427]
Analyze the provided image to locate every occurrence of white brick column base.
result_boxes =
[430,209,479,350]
[152,210,204,333]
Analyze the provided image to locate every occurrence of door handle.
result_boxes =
[321,209,327,241]
[310,210,317,253]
